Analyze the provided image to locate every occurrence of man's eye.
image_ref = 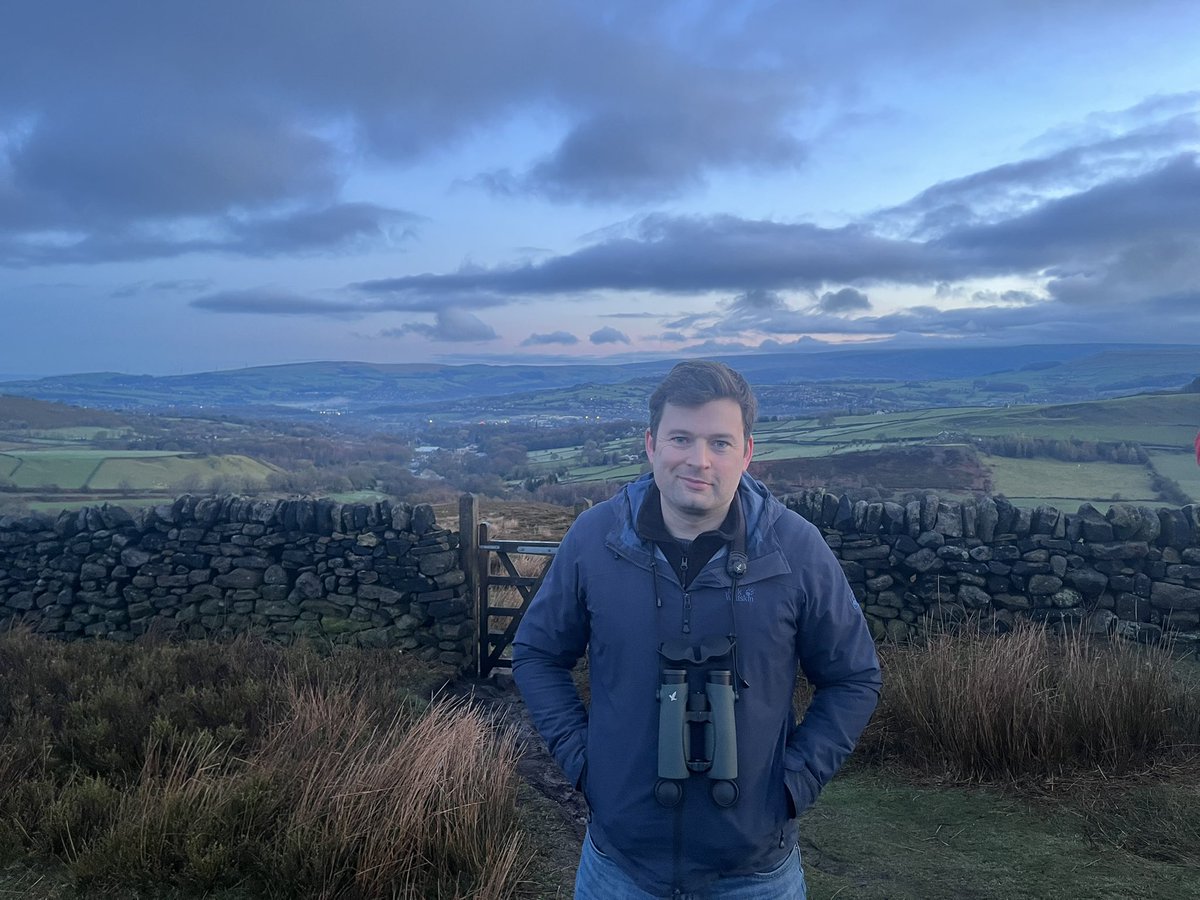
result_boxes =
[670,436,689,445]
[712,440,731,450]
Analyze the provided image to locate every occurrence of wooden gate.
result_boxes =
[460,495,560,678]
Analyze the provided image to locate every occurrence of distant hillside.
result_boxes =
[0,360,676,413]
[0,343,1196,425]
[0,395,129,429]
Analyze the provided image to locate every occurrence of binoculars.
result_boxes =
[655,638,739,808]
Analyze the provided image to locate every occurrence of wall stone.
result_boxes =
[785,490,1200,655]
[0,495,473,668]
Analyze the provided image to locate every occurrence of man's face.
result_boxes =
[646,399,753,533]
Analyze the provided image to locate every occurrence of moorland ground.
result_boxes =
[2,619,1198,900]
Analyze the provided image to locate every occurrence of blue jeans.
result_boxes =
[574,831,807,899]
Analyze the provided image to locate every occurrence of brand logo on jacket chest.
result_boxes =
[733,586,755,604]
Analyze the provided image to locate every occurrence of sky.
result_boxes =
[2,0,1200,378]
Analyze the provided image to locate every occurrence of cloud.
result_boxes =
[227,204,421,255]
[0,202,418,266]
[385,308,498,342]
[970,289,1040,305]
[190,288,366,318]
[192,283,512,319]
[521,330,578,346]
[817,287,871,313]
[110,278,214,298]
[938,153,1200,275]
[515,87,806,201]
[348,148,1200,348]
[757,336,828,352]
[872,95,1200,240]
[0,1,823,262]
[590,326,630,345]
[350,214,963,299]
[660,331,688,343]
[730,289,789,311]
[682,294,1200,347]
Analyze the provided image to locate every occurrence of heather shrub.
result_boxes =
[0,629,525,898]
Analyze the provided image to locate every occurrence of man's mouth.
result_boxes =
[679,476,710,489]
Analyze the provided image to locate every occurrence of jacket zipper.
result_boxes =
[681,592,691,633]
[672,792,684,896]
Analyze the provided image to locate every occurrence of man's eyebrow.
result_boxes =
[664,428,739,441]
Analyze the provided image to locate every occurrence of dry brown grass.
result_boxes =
[250,682,529,899]
[860,621,1200,781]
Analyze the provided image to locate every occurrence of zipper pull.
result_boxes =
[682,593,691,633]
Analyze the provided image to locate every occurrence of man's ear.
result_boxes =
[742,435,754,470]
[645,428,655,459]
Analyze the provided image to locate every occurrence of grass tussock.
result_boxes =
[0,628,529,898]
[860,621,1200,781]
[250,683,528,898]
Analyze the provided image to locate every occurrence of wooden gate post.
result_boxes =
[458,493,480,676]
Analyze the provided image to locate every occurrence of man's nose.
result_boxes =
[688,442,711,467]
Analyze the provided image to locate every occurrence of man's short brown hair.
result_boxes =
[648,360,757,443]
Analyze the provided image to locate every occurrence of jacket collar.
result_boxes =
[606,473,792,584]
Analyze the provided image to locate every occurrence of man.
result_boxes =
[513,360,881,898]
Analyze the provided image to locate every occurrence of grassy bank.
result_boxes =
[802,771,1199,900]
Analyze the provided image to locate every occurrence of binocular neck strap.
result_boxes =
[726,510,749,696]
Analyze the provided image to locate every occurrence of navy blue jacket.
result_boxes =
[513,473,881,895]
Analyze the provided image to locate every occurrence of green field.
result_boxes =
[10,426,135,442]
[326,490,393,504]
[757,394,1200,447]
[0,449,278,490]
[25,496,167,513]
[1148,449,1200,501]
[561,461,645,483]
[986,456,1162,508]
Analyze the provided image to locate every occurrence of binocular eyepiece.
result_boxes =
[655,640,739,808]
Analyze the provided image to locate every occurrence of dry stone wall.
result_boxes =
[6,490,1200,666]
[786,490,1200,655]
[0,495,473,667]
